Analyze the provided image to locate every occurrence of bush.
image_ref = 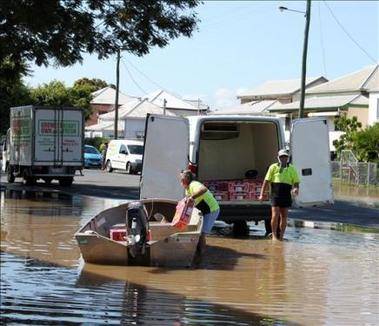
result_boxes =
[352,123,379,163]
[84,137,109,151]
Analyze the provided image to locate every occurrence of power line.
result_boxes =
[125,59,168,91]
[120,58,149,96]
[323,0,376,63]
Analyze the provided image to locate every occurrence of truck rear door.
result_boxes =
[140,115,189,200]
[291,118,334,207]
[34,108,83,165]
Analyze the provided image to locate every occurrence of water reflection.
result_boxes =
[1,189,378,325]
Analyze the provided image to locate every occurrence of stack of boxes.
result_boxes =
[204,179,269,202]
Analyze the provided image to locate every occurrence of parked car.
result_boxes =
[105,139,144,174]
[84,145,103,168]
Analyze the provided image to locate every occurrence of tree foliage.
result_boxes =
[0,59,31,134]
[30,78,110,120]
[352,123,379,163]
[333,115,362,156]
[0,0,200,67]
[333,115,378,162]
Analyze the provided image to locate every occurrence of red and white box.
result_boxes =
[110,228,127,241]
[172,198,194,230]
[228,180,249,193]
[229,191,250,201]
[213,191,229,201]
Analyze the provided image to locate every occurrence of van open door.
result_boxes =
[290,118,334,207]
[140,114,189,200]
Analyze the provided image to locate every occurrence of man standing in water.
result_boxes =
[259,149,300,241]
[180,170,220,254]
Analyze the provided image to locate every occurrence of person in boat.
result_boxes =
[259,149,300,241]
[180,169,220,254]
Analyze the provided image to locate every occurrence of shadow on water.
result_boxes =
[75,269,296,326]
[1,251,295,326]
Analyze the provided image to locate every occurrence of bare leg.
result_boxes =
[279,207,288,241]
[271,207,280,241]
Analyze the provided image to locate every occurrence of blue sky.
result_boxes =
[25,1,378,109]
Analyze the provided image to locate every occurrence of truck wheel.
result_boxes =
[59,177,73,187]
[232,221,249,237]
[126,162,132,174]
[7,166,15,183]
[106,160,113,173]
[24,177,36,186]
[43,178,52,185]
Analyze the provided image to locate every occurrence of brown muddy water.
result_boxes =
[1,189,378,325]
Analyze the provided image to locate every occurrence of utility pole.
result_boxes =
[163,98,167,115]
[114,48,120,139]
[299,0,311,118]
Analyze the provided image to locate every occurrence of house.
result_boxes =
[85,89,209,139]
[87,86,139,126]
[145,89,208,116]
[269,64,379,128]
[237,76,328,104]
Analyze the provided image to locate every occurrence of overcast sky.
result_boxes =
[25,1,379,110]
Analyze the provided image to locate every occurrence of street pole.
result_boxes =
[299,0,311,118]
[114,48,120,139]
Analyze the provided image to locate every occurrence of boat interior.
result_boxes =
[79,199,201,243]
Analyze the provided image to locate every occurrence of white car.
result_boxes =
[105,139,143,174]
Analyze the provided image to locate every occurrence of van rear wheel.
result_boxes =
[232,221,249,237]
[59,177,73,187]
[126,162,132,174]
[106,160,113,172]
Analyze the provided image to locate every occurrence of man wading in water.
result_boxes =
[259,149,300,241]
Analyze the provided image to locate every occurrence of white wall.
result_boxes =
[124,118,145,139]
[368,91,379,126]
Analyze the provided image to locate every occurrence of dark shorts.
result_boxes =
[271,196,292,208]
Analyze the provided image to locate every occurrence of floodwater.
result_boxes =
[1,189,378,325]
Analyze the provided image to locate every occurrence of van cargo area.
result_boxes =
[198,121,279,181]
[197,120,280,225]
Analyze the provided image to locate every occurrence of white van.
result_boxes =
[105,139,144,174]
[140,114,334,234]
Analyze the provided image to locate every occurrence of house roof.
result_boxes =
[269,94,369,112]
[146,90,201,111]
[126,99,176,118]
[212,100,277,115]
[98,98,176,122]
[237,76,327,98]
[85,120,124,131]
[307,64,379,94]
[90,86,138,105]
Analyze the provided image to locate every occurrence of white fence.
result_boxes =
[331,161,378,185]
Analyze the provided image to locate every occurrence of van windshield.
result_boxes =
[128,145,143,155]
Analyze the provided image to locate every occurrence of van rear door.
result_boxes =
[140,114,189,200]
[291,118,334,207]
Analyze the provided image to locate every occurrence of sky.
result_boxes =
[25,1,379,110]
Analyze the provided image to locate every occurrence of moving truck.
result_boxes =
[140,114,334,234]
[1,106,84,186]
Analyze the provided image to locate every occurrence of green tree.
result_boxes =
[333,115,362,157]
[30,81,71,106]
[0,58,31,134]
[73,78,109,90]
[1,0,199,68]
[352,123,379,162]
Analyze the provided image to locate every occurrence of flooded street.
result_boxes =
[1,189,378,325]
